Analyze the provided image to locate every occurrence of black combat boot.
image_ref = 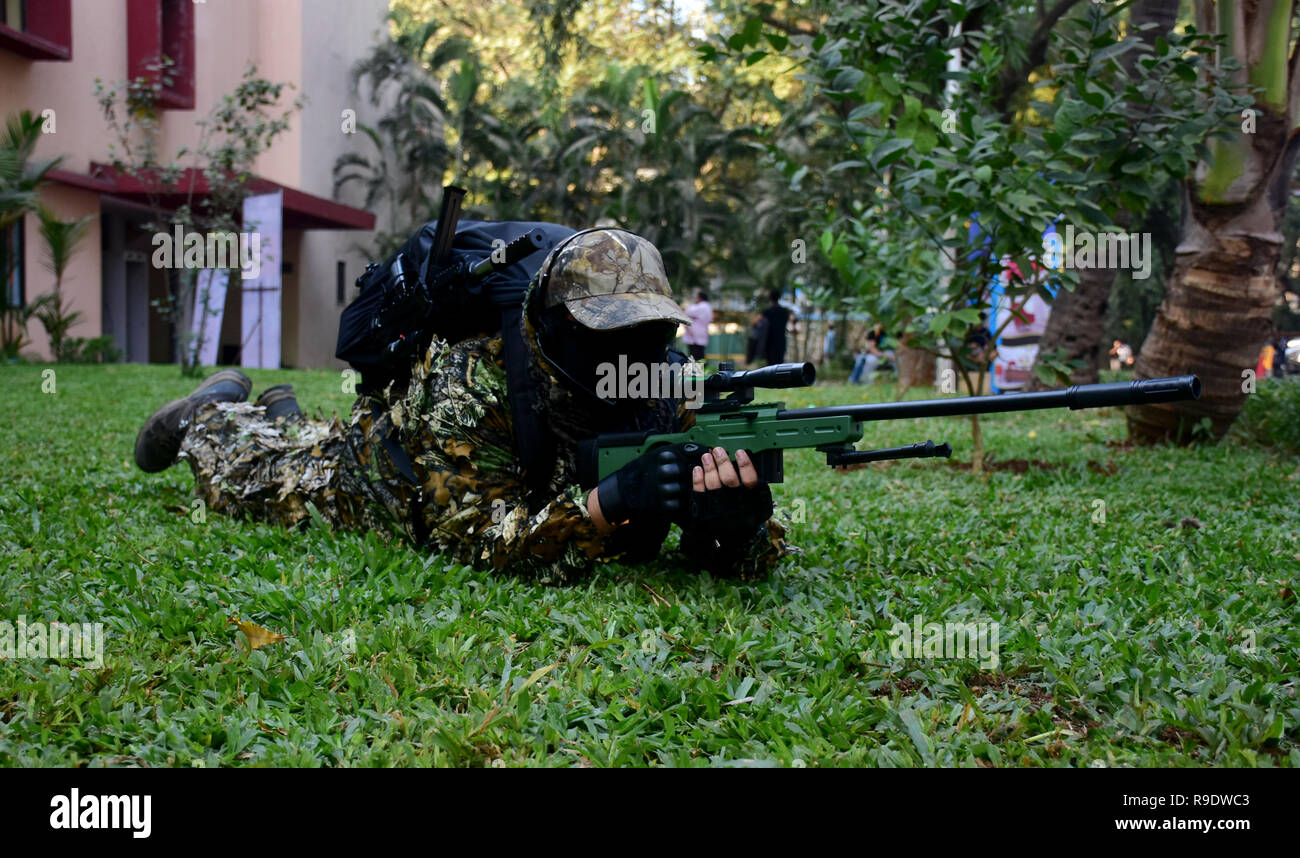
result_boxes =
[133,369,252,472]
[254,384,302,422]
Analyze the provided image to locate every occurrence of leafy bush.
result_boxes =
[1234,377,1300,452]
[60,334,122,364]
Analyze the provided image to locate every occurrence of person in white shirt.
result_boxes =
[684,289,713,361]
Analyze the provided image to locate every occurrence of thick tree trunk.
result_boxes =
[1130,0,1300,440]
[1129,172,1291,441]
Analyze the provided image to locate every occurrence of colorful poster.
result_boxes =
[991,254,1054,393]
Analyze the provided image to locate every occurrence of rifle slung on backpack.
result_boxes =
[338,185,550,391]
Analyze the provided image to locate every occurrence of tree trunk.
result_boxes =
[174,268,200,375]
[1129,0,1300,441]
[969,413,984,474]
[896,344,935,392]
[1128,179,1289,440]
[1027,0,1181,390]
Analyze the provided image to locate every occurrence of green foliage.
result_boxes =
[335,13,480,256]
[337,6,800,298]
[692,0,1248,465]
[2,363,1298,766]
[1031,346,1088,388]
[32,207,95,363]
[722,2,1241,390]
[1273,157,1300,330]
[1234,377,1300,453]
[0,111,62,230]
[1103,177,1182,348]
[45,333,121,364]
[1,110,64,359]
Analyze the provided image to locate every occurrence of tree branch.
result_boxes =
[760,13,819,37]
[992,0,1089,120]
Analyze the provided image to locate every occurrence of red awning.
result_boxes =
[48,164,376,231]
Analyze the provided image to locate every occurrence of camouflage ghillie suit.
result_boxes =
[180,231,794,581]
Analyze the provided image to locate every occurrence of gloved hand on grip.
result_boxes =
[684,446,773,539]
[593,442,704,526]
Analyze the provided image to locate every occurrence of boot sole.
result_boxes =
[133,398,195,473]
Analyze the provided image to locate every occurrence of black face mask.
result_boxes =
[537,305,677,403]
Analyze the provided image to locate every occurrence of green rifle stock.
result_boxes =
[577,362,1202,487]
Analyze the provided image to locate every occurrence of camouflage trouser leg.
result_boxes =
[179,402,375,531]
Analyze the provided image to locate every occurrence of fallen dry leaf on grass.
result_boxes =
[228,616,287,650]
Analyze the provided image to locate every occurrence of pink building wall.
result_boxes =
[2,0,383,365]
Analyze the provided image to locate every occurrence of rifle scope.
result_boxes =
[705,361,815,393]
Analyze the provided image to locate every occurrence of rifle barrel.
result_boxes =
[468,228,549,279]
[778,375,1201,423]
[430,186,466,265]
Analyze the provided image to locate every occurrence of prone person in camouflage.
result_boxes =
[134,229,793,581]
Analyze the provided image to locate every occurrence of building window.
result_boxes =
[3,219,25,308]
[337,261,346,305]
[0,0,71,61]
[2,1,24,31]
[127,0,195,110]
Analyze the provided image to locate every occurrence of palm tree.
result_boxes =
[335,14,481,255]
[1,110,63,358]
[1130,0,1300,440]
[539,69,768,294]
[609,81,754,292]
[33,207,94,361]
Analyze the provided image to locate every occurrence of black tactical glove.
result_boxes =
[682,482,775,546]
[605,516,673,563]
[594,443,704,526]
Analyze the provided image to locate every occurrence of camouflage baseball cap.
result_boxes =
[541,229,690,330]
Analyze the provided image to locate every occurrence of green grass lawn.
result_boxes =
[2,362,1297,767]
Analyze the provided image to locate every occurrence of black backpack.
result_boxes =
[336,190,575,505]
[336,217,575,392]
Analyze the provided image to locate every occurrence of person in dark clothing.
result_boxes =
[761,288,796,365]
[965,311,992,364]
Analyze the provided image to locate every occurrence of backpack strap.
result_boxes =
[501,306,557,514]
[339,398,432,547]
[377,407,433,547]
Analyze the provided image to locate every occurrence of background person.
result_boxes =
[849,322,888,384]
[1109,339,1134,371]
[1257,340,1275,379]
[683,288,713,361]
[746,303,769,367]
[761,288,796,365]
[822,322,837,367]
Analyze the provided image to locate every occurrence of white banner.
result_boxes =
[241,191,282,369]
[189,267,229,366]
